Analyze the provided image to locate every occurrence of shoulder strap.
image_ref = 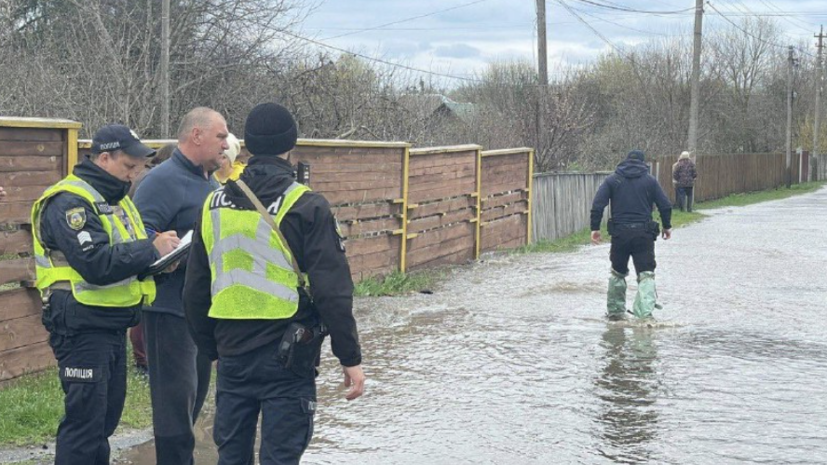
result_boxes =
[235,180,310,295]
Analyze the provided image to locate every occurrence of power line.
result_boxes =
[313,25,536,32]
[706,11,827,18]
[566,3,670,37]
[554,0,629,58]
[279,29,482,82]
[322,0,491,41]
[706,2,815,58]
[756,0,817,29]
[571,0,695,15]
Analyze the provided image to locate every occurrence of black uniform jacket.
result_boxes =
[183,156,362,367]
[39,159,160,333]
[590,158,673,231]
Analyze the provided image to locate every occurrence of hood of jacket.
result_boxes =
[615,158,649,179]
[222,155,296,208]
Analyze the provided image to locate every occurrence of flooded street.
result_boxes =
[120,188,827,464]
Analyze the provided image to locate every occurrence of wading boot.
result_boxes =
[606,269,628,320]
[632,271,658,319]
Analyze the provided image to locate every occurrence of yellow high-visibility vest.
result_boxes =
[201,182,309,319]
[31,174,156,307]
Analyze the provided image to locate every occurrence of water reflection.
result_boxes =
[594,325,661,463]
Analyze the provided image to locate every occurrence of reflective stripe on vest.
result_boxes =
[202,182,309,320]
[31,174,156,307]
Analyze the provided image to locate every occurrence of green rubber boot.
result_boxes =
[606,269,628,319]
[632,271,657,319]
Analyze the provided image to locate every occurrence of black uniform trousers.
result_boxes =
[49,329,127,465]
[214,342,317,465]
[144,311,212,465]
[610,227,656,276]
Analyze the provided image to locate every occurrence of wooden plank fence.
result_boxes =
[405,145,481,270]
[655,153,801,203]
[531,172,611,242]
[479,148,533,253]
[2,120,534,382]
[0,117,80,381]
[291,141,409,282]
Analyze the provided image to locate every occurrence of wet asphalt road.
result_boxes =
[115,187,827,464]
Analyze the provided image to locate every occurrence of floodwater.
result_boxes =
[118,188,827,464]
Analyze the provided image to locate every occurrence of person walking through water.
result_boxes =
[590,150,672,321]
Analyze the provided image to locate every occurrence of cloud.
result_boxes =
[380,40,422,59]
[302,0,826,85]
[433,43,482,59]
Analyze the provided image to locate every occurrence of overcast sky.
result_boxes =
[300,0,826,85]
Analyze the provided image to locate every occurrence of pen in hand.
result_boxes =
[152,231,180,256]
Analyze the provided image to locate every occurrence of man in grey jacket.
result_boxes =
[133,107,228,464]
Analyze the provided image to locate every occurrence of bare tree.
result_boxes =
[0,0,307,137]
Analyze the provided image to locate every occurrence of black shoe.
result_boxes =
[606,313,626,321]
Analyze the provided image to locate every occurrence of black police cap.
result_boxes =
[91,124,156,159]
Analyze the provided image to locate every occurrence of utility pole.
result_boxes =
[535,0,548,172]
[687,0,703,157]
[786,46,795,188]
[536,0,548,87]
[160,0,170,138]
[813,26,825,181]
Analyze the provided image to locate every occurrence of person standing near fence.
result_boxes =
[673,151,697,212]
[184,102,365,464]
[213,132,246,184]
[590,150,672,321]
[30,125,180,464]
[671,158,679,206]
[133,107,227,465]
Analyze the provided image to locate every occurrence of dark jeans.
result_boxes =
[49,331,127,465]
[610,228,656,276]
[144,311,212,465]
[676,186,694,212]
[214,342,316,465]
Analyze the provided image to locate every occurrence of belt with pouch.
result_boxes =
[613,222,649,230]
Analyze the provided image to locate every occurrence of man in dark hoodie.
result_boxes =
[590,150,672,320]
[184,102,365,464]
[30,124,180,464]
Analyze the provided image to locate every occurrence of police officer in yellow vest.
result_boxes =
[32,125,180,465]
[184,103,365,464]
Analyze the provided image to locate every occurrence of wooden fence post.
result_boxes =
[401,146,410,272]
[527,149,534,244]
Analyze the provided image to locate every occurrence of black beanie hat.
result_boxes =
[244,102,298,157]
[627,149,645,162]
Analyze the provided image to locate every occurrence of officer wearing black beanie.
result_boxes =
[244,102,299,157]
[184,102,365,464]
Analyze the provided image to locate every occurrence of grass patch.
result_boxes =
[515,225,606,254]
[0,347,152,447]
[696,181,825,210]
[669,209,705,229]
[353,270,440,297]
